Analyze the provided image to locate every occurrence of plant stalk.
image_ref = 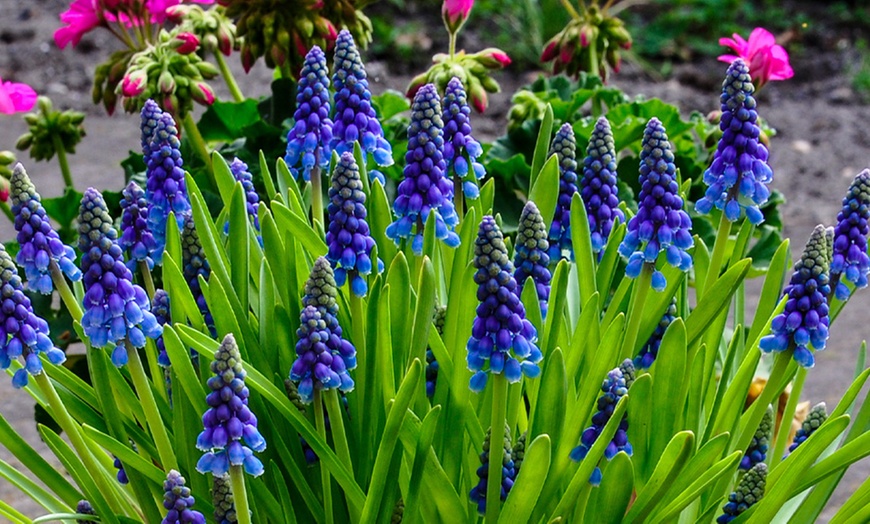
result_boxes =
[49,259,83,320]
[229,466,252,524]
[181,113,215,186]
[770,366,807,469]
[325,389,360,521]
[314,389,334,524]
[702,212,732,299]
[51,134,74,190]
[126,340,178,471]
[620,263,653,360]
[138,260,156,300]
[215,52,245,103]
[486,374,509,523]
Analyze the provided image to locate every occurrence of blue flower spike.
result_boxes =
[0,244,66,389]
[696,59,774,224]
[386,83,460,255]
[285,46,333,182]
[548,123,580,261]
[10,164,81,294]
[212,475,236,524]
[634,298,677,369]
[443,77,486,199]
[740,406,772,470]
[113,455,129,485]
[513,201,552,318]
[152,289,171,367]
[196,334,266,477]
[331,29,393,184]
[468,424,516,515]
[140,98,163,155]
[228,158,261,232]
[161,470,206,524]
[119,181,156,271]
[467,216,542,392]
[582,117,625,253]
[76,500,96,522]
[717,463,767,523]
[78,188,162,368]
[760,224,832,368]
[618,118,693,292]
[788,402,827,454]
[181,216,214,335]
[830,169,870,300]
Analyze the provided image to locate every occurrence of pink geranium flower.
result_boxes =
[0,78,37,114]
[718,27,794,89]
[54,0,103,49]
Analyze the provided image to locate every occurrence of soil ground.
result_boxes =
[0,1,869,522]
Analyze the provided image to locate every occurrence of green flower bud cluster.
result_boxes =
[15,97,85,162]
[541,4,632,80]
[92,50,137,116]
[406,48,511,113]
[169,4,237,57]
[506,90,549,133]
[0,151,16,180]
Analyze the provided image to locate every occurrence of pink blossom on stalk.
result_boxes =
[121,72,146,97]
[146,0,214,24]
[174,32,200,54]
[477,48,511,67]
[443,0,473,33]
[0,78,37,114]
[718,28,794,88]
[54,0,103,49]
[191,83,215,105]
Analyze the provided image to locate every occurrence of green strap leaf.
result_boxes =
[569,192,597,306]
[529,104,554,189]
[624,431,695,524]
[499,435,552,524]
[527,154,560,239]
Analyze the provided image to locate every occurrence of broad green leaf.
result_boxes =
[652,450,741,522]
[529,104,554,188]
[410,257,436,374]
[647,319,688,480]
[387,253,412,375]
[271,202,328,258]
[0,458,67,514]
[499,435,552,524]
[530,349,567,446]
[627,373,653,489]
[747,239,790,344]
[210,152,238,206]
[595,220,625,301]
[624,431,694,524]
[259,149,277,202]
[528,154,560,237]
[584,451,632,524]
[569,193,597,306]
[228,182,250,313]
[402,406,442,524]
[81,426,165,484]
[368,180,398,264]
[197,99,260,141]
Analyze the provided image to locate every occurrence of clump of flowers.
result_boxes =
[161,470,206,524]
[830,170,870,300]
[717,463,767,523]
[181,216,214,334]
[284,46,333,182]
[718,28,793,90]
[119,181,156,271]
[548,123,580,261]
[15,96,85,163]
[227,158,261,232]
[582,116,624,253]
[153,289,172,367]
[788,402,827,453]
[760,225,832,368]
[513,201,551,318]
[167,4,236,57]
[469,425,516,515]
[634,298,676,369]
[740,406,773,470]
[442,77,486,200]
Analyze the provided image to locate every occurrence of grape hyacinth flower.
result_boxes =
[182,216,214,334]
[386,84,460,255]
[0,245,66,389]
[119,181,156,271]
[113,455,129,484]
[145,108,191,265]
[570,360,635,485]
[830,170,870,300]
[512,431,528,476]
[760,225,832,368]
[10,164,81,294]
[442,77,485,199]
[740,406,772,470]
[161,470,206,524]
[582,117,624,252]
[331,30,393,184]
[717,463,767,523]
[695,59,773,225]
[140,99,163,155]
[469,425,516,515]
[326,153,380,296]
[634,298,677,369]
[79,188,162,367]
[76,499,96,523]
[290,257,356,402]
[788,402,827,454]
[285,46,333,182]
[228,158,261,232]
[513,201,551,318]
[153,289,171,367]
[425,305,447,398]
[212,475,236,524]
[196,334,266,477]
[467,216,542,392]
[548,123,579,260]
[618,118,694,291]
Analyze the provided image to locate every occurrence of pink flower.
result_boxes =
[443,0,473,33]
[0,78,37,114]
[718,27,794,88]
[173,32,200,54]
[146,0,214,24]
[121,72,146,97]
[54,0,103,49]
[477,48,511,68]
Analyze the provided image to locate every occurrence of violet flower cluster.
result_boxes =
[619,118,694,291]
[696,59,774,224]
[442,77,485,199]
[141,99,162,155]
[161,470,206,524]
[469,425,516,515]
[290,257,356,402]
[196,334,266,477]
[326,152,379,297]
[79,188,162,368]
[467,216,542,392]
[10,164,81,294]
[548,123,579,261]
[285,46,333,182]
[212,475,236,524]
[760,225,831,368]
[830,169,870,300]
[581,117,624,253]
[229,157,261,232]
[119,181,156,270]
[75,500,96,523]
[331,30,393,184]
[570,359,635,485]
[0,245,65,389]
[513,201,551,318]
[182,216,214,334]
[386,84,460,254]
[740,406,772,470]
[788,402,827,454]
[113,455,128,485]
[717,463,766,524]
[634,298,677,369]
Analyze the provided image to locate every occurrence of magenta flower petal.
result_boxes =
[717,27,793,88]
[0,81,37,113]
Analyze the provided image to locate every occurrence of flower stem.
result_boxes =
[559,0,583,20]
[310,166,324,230]
[486,374,509,524]
[215,53,245,103]
[126,340,178,472]
[325,389,360,520]
[49,259,83,321]
[229,465,252,524]
[702,212,732,299]
[138,260,156,300]
[51,134,74,190]
[621,264,653,360]
[769,366,806,469]
[448,31,457,59]
[454,175,464,221]
[314,389,333,524]
[181,112,215,187]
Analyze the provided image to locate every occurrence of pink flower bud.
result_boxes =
[541,40,559,62]
[475,48,511,69]
[121,73,146,97]
[158,70,175,94]
[0,180,9,202]
[443,0,473,25]
[174,32,200,55]
[469,84,488,113]
[191,82,215,105]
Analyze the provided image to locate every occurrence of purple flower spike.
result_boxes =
[331,30,393,184]
[196,334,266,478]
[569,360,635,485]
[326,152,381,297]
[697,59,773,225]
[830,170,870,300]
[760,225,832,368]
[228,158,261,232]
[634,298,676,369]
[740,406,772,470]
[141,99,163,156]
[788,402,826,454]
[145,108,191,265]
[513,201,551,318]
[618,118,693,291]
[78,188,162,368]
[0,245,66,388]
[182,216,214,336]
[212,475,236,524]
[113,455,129,485]
[386,84,460,255]
[285,46,333,182]
[120,181,156,271]
[10,164,81,295]
[469,425,516,515]
[717,463,766,523]
[76,500,96,522]
[466,216,542,392]
[290,257,356,402]
[161,470,206,524]
[548,123,580,261]
[153,289,171,367]
[443,77,486,199]
[582,117,624,252]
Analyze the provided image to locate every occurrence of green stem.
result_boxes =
[702,212,732,299]
[181,113,215,187]
[559,0,583,19]
[325,389,360,521]
[588,42,602,86]
[349,292,366,435]
[314,389,333,524]
[621,264,653,361]
[138,260,156,300]
[486,374,509,524]
[49,260,83,320]
[229,466,252,524]
[215,52,245,103]
[51,134,74,190]
[448,31,457,59]
[454,175,464,221]
[310,165,324,230]
[770,366,807,469]
[126,340,178,471]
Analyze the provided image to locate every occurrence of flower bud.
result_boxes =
[474,48,511,68]
[190,82,215,106]
[173,32,200,55]
[443,0,474,34]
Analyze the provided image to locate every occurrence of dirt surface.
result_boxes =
[1,1,869,522]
